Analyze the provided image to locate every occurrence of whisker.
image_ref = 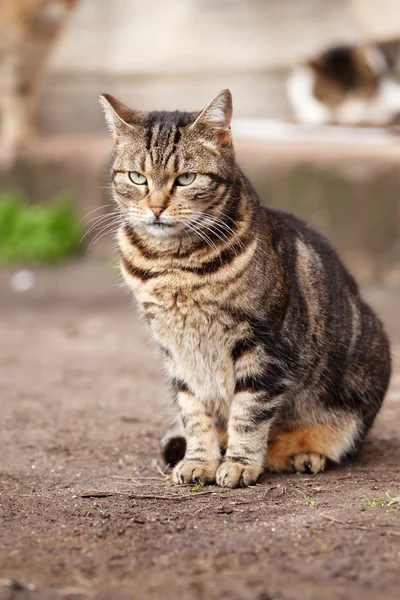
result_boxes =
[192,216,235,244]
[198,222,231,248]
[86,226,120,253]
[83,214,120,236]
[80,213,121,243]
[183,222,219,256]
[85,220,122,252]
[86,210,121,225]
[192,211,240,240]
[184,223,225,266]
[187,213,244,261]
[190,211,267,270]
[82,204,115,221]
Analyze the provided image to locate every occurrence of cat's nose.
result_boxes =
[149,206,166,217]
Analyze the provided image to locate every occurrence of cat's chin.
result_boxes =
[144,222,182,238]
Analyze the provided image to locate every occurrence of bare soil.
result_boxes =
[0,262,399,600]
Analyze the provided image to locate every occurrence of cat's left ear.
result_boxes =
[191,89,232,145]
[99,93,145,142]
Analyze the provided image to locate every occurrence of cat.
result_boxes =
[0,0,77,158]
[100,89,391,488]
[287,38,400,126]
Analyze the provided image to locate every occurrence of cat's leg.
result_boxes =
[265,417,361,474]
[172,389,221,484]
[216,390,285,488]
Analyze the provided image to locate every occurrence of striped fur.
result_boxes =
[100,90,391,488]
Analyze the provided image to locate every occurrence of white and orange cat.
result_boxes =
[288,38,400,126]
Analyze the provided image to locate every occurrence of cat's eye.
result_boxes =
[176,173,196,186]
[129,171,147,185]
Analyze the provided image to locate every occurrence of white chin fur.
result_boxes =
[145,224,179,238]
[287,66,331,124]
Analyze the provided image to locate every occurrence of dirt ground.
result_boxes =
[0,261,399,600]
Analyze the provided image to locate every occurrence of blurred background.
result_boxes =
[34,0,400,129]
[1,0,400,286]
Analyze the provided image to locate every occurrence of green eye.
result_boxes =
[176,172,196,186]
[129,171,147,185]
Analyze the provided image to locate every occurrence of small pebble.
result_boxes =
[10,270,35,293]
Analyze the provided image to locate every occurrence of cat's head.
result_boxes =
[99,90,235,239]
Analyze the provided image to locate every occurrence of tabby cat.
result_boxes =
[0,0,77,154]
[288,38,400,125]
[100,89,391,488]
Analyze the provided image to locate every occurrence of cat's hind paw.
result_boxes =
[292,452,326,474]
[172,459,219,485]
[216,461,261,488]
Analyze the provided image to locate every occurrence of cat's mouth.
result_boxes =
[145,217,179,236]
[150,220,175,228]
[148,220,176,230]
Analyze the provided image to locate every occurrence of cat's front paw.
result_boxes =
[172,459,219,485]
[216,460,261,488]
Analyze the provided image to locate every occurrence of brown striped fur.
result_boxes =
[100,90,391,488]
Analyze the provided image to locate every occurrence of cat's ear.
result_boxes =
[99,94,144,141]
[191,89,232,144]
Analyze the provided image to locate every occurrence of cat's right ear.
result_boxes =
[99,94,144,142]
[190,89,233,148]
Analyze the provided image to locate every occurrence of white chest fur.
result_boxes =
[123,269,236,410]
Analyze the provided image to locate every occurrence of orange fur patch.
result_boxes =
[217,425,228,451]
[265,423,353,472]
[217,421,357,472]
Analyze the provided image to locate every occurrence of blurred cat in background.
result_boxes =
[0,0,77,160]
[288,38,400,126]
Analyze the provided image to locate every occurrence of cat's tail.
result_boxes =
[160,415,186,468]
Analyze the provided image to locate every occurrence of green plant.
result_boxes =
[294,484,315,508]
[385,491,399,507]
[0,188,82,264]
[192,482,204,492]
[364,496,384,508]
[364,491,400,509]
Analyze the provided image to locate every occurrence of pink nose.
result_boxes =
[149,206,166,217]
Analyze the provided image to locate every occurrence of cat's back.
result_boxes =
[263,205,358,292]
[259,205,390,411]
[259,205,370,340]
